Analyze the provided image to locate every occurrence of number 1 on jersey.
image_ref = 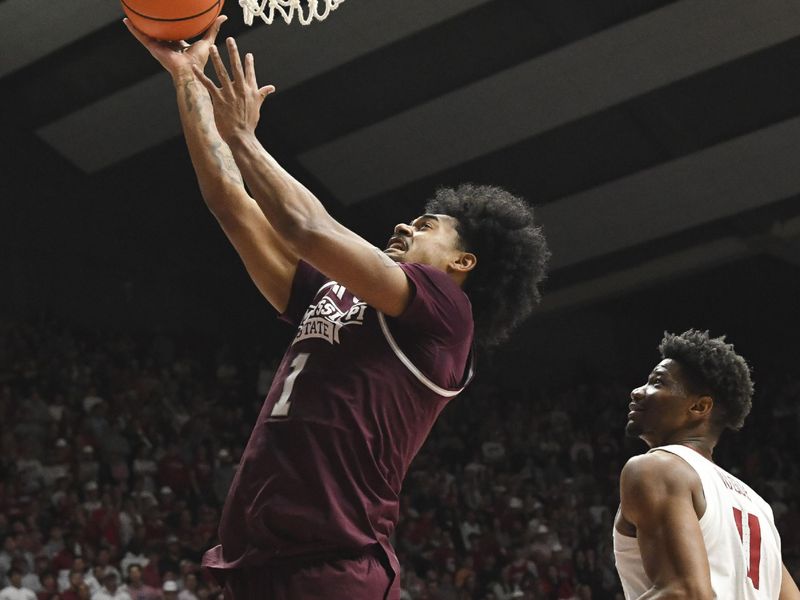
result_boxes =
[270,353,310,417]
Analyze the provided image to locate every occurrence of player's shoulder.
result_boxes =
[621,450,700,492]
[400,262,472,312]
[622,448,692,473]
[620,451,705,523]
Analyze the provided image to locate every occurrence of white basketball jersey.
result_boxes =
[614,444,783,599]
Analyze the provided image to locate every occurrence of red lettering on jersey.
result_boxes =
[733,507,761,590]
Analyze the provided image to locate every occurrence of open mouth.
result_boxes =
[386,237,408,251]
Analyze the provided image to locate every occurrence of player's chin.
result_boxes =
[624,420,643,438]
[383,248,406,262]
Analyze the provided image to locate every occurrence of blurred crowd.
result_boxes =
[1,318,799,600]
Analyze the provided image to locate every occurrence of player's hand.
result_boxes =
[123,15,227,81]
[192,37,276,142]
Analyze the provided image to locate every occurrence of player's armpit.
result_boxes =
[620,453,714,600]
[214,197,298,313]
[779,563,800,600]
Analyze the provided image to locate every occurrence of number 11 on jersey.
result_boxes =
[270,353,310,417]
[733,507,762,590]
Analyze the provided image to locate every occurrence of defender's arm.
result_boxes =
[619,452,714,600]
[780,563,800,600]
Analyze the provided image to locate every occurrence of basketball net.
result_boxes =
[239,0,345,25]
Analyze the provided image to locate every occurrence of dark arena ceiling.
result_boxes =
[3,0,800,332]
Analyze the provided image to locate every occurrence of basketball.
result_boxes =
[121,0,224,41]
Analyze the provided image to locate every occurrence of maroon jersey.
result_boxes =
[203,261,474,588]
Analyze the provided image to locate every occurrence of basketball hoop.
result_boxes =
[239,0,346,26]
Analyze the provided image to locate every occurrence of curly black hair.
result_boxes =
[659,329,754,431]
[425,184,550,349]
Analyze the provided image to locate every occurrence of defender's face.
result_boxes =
[384,213,464,270]
[626,359,696,447]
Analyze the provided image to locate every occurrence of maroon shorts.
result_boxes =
[221,551,395,600]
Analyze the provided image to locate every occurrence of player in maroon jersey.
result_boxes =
[126,18,549,599]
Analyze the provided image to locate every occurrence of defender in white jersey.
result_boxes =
[613,330,800,600]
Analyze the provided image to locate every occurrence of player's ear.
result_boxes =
[690,395,714,419]
[450,251,477,274]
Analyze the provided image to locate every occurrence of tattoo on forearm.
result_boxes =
[184,79,213,125]
[211,141,244,186]
[183,79,196,114]
[182,78,244,186]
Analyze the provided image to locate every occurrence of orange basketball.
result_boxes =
[122,0,224,41]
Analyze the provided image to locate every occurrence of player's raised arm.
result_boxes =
[124,18,299,313]
[619,452,714,600]
[193,38,415,317]
[780,563,800,600]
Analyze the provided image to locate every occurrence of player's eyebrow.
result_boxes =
[411,214,440,227]
[649,367,669,380]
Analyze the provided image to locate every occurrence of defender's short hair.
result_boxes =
[659,329,754,431]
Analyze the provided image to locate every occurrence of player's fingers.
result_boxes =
[209,45,232,90]
[203,15,227,44]
[226,38,246,89]
[191,64,221,98]
[123,18,152,46]
[245,53,275,99]
[259,85,276,100]
[244,53,257,87]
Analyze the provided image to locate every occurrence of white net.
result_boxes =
[239,0,346,26]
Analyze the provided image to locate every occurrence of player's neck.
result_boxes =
[446,267,469,289]
[671,437,716,461]
[649,434,716,461]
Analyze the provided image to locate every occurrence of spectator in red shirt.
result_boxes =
[34,572,57,600]
[187,448,213,505]
[87,495,120,549]
[139,552,161,590]
[59,571,83,600]
[157,446,188,496]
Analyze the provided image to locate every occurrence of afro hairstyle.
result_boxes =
[425,184,550,349]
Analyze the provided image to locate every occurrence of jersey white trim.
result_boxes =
[377,311,473,398]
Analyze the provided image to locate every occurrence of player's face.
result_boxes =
[626,359,700,447]
[384,213,466,270]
